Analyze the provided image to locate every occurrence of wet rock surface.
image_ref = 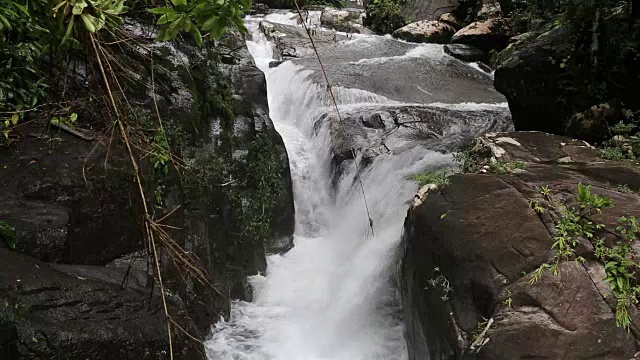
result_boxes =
[444,43,487,62]
[393,20,457,44]
[401,131,640,360]
[0,248,200,359]
[451,18,512,53]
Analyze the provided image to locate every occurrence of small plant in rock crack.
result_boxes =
[595,216,640,330]
[529,183,613,284]
[529,199,545,214]
[452,140,493,174]
[150,131,171,175]
[426,267,452,301]
[598,121,640,161]
[411,170,451,187]
[539,185,552,198]
[489,160,527,175]
[502,289,513,308]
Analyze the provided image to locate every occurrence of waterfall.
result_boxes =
[205,13,511,360]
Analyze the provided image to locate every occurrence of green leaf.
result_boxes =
[171,0,187,7]
[201,15,220,31]
[10,113,18,125]
[150,7,173,14]
[0,221,16,250]
[80,13,97,32]
[191,27,202,47]
[69,113,78,123]
[62,18,75,45]
[73,0,88,15]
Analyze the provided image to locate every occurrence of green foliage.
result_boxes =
[453,141,527,175]
[50,112,78,128]
[0,220,16,250]
[53,0,128,43]
[489,160,527,174]
[527,182,640,330]
[150,0,252,46]
[598,146,633,161]
[598,120,640,161]
[529,183,612,284]
[363,0,406,34]
[411,170,450,187]
[452,140,494,173]
[0,0,47,120]
[150,131,171,175]
[242,133,285,241]
[595,216,640,329]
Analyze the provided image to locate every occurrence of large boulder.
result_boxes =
[439,12,464,29]
[493,28,575,138]
[400,131,640,359]
[451,18,512,53]
[393,20,456,44]
[0,248,200,359]
[444,43,488,62]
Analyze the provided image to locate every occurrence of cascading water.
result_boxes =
[206,12,511,360]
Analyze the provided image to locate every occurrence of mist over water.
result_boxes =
[205,13,509,360]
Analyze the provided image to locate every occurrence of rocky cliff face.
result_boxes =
[400,131,640,359]
[0,22,294,359]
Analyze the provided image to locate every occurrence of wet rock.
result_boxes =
[493,28,577,138]
[260,20,336,59]
[0,123,141,265]
[327,104,512,171]
[400,131,640,360]
[393,20,456,44]
[444,43,487,62]
[451,18,512,53]
[439,12,463,29]
[360,113,386,129]
[0,248,200,359]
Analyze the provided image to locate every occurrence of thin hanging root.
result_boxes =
[292,0,375,237]
[89,33,174,360]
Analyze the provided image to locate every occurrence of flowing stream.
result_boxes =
[206,12,511,360]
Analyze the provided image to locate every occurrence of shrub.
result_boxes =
[411,170,451,187]
[363,0,406,34]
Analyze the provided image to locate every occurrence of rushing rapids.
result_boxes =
[205,11,512,360]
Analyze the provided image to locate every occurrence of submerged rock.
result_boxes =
[393,20,456,44]
[400,131,640,360]
[451,18,512,53]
